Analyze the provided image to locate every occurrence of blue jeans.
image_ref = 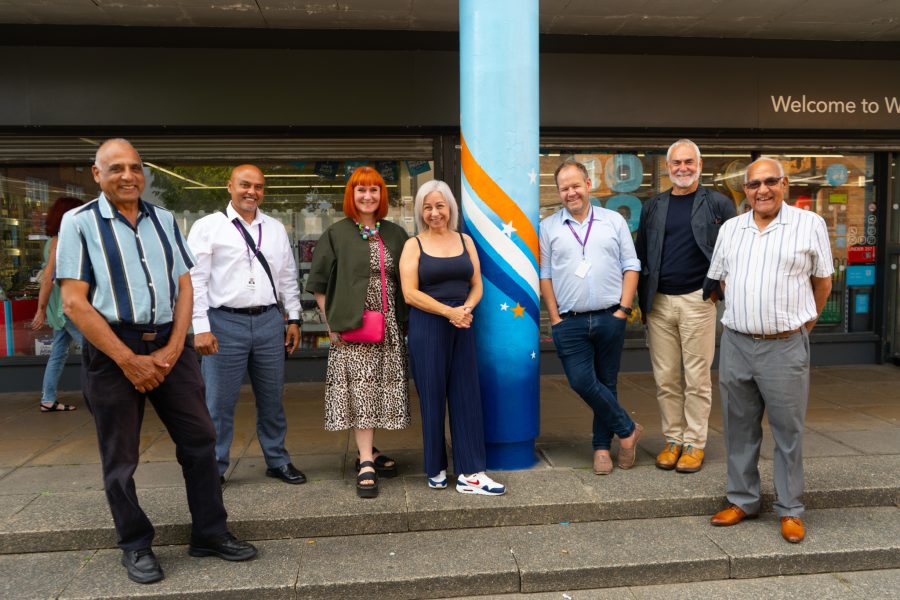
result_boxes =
[551,311,635,450]
[41,319,83,405]
[202,307,291,475]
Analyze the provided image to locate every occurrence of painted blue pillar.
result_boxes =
[460,0,540,469]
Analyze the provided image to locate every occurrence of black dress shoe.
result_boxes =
[121,548,164,584]
[265,462,307,484]
[188,532,258,561]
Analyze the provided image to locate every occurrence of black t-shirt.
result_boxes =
[657,191,709,295]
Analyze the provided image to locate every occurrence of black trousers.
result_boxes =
[82,333,228,550]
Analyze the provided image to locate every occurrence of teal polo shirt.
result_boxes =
[56,193,195,325]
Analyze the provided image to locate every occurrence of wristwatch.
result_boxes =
[617,305,633,316]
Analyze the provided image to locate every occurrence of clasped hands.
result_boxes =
[120,345,180,393]
[447,305,474,328]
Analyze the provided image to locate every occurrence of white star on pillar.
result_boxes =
[501,221,517,238]
[528,169,537,185]
[531,350,537,359]
[500,303,509,311]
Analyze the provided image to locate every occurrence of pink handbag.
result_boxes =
[340,236,387,343]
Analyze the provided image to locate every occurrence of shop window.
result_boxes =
[538,149,752,341]
[770,153,876,333]
[0,157,433,357]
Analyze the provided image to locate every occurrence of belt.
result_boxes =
[110,322,173,342]
[216,304,276,316]
[559,306,617,320]
[735,327,802,340]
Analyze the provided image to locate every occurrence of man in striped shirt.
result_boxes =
[706,157,833,544]
[57,139,256,584]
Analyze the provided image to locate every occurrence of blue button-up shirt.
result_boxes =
[539,206,641,314]
[56,193,195,325]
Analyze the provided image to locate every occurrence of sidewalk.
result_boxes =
[1,365,898,488]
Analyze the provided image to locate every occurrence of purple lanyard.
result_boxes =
[565,209,593,257]
[232,220,262,265]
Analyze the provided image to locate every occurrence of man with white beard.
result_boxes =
[635,139,736,474]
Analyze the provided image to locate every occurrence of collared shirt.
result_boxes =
[707,203,834,335]
[55,193,194,325]
[187,203,301,334]
[539,206,641,314]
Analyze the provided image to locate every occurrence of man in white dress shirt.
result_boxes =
[188,165,306,485]
[706,157,833,543]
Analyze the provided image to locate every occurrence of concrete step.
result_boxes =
[2,507,898,600]
[1,455,898,554]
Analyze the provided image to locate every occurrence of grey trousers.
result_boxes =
[719,327,810,518]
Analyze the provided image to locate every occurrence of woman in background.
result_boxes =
[32,196,84,412]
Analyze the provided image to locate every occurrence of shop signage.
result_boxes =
[847,245,877,264]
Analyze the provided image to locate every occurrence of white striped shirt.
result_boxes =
[707,203,833,335]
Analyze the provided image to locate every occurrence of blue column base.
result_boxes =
[485,440,538,470]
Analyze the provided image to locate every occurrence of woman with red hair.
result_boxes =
[306,166,410,498]
[32,196,84,412]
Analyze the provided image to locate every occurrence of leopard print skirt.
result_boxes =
[324,240,410,431]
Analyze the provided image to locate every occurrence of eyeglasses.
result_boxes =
[744,177,784,190]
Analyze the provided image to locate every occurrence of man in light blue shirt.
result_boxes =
[539,159,643,475]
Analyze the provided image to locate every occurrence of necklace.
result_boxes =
[356,220,381,240]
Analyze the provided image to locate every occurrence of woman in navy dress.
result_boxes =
[398,180,505,495]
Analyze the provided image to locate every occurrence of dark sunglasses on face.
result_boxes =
[744,176,784,190]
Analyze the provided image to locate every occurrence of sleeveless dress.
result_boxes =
[324,239,410,431]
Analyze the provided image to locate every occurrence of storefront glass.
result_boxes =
[538,148,752,340]
[0,157,433,356]
[537,149,878,341]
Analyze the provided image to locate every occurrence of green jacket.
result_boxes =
[305,218,409,332]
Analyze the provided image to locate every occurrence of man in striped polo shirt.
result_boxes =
[706,157,833,544]
[57,139,256,584]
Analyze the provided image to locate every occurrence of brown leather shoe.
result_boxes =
[617,423,643,469]
[675,446,704,473]
[781,517,805,543]
[592,450,613,475]
[710,505,758,526]
[655,442,683,470]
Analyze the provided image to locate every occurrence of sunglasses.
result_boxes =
[744,177,784,190]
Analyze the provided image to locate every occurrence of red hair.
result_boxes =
[45,196,84,236]
[343,166,389,222]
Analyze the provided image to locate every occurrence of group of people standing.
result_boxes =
[541,139,832,548]
[46,136,831,584]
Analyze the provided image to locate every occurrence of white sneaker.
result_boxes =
[455,472,506,496]
[427,470,447,489]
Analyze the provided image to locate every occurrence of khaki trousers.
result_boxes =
[646,289,717,449]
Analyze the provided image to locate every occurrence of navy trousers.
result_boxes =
[408,307,486,477]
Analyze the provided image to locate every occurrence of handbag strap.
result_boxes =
[377,236,387,313]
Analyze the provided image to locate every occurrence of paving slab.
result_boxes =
[629,572,854,599]
[0,464,104,495]
[0,488,192,553]
[443,590,629,600]
[705,506,900,579]
[0,493,37,521]
[538,442,656,471]
[0,437,58,467]
[576,462,728,519]
[506,517,729,592]
[227,453,345,483]
[803,455,900,509]
[0,549,94,600]
[58,539,301,600]
[406,469,599,531]
[834,568,900,599]
[296,527,519,600]
[822,429,900,455]
[223,477,408,540]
